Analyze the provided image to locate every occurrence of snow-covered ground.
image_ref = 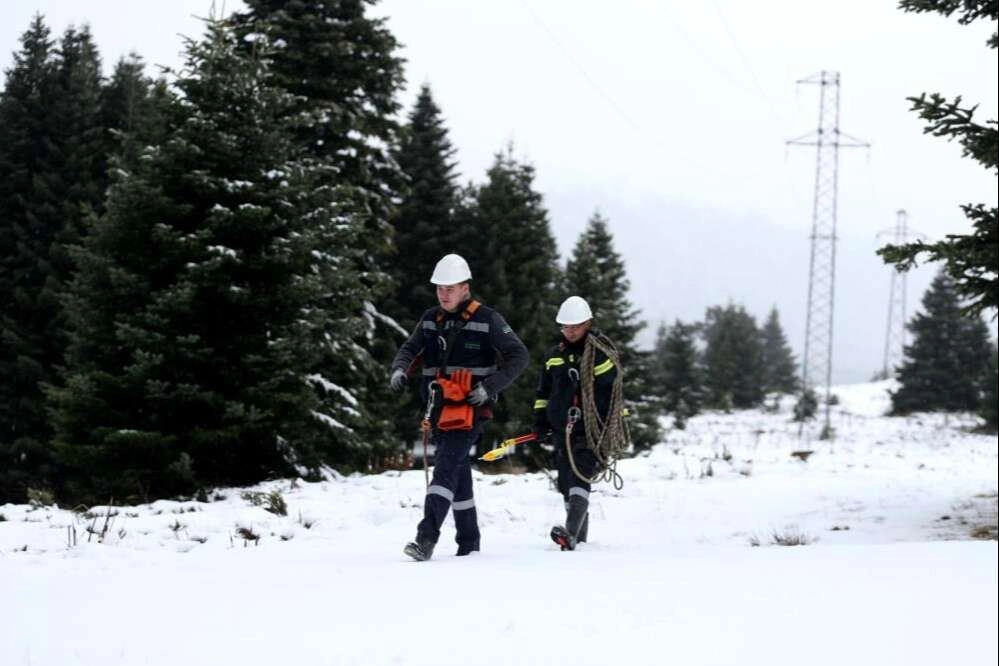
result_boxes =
[2,381,996,665]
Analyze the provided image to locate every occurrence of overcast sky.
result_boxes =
[2,1,996,383]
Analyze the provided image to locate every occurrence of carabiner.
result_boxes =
[567,405,582,424]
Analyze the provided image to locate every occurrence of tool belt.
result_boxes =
[431,368,474,431]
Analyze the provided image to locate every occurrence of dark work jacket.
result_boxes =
[533,332,617,442]
[391,299,529,408]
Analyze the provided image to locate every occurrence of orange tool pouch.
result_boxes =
[435,368,474,431]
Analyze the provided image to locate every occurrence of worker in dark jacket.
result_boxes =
[390,254,529,561]
[532,296,618,551]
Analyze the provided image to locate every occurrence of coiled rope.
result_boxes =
[566,331,630,489]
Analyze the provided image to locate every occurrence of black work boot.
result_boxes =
[551,495,589,551]
[456,540,480,556]
[577,512,589,543]
[550,525,576,551]
[404,536,436,562]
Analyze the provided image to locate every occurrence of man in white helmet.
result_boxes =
[532,295,619,550]
[389,254,528,561]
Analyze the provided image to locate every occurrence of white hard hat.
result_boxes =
[430,253,472,285]
[556,296,593,325]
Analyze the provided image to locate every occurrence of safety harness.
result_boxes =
[420,300,481,486]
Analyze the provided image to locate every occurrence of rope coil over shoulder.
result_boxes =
[565,331,630,489]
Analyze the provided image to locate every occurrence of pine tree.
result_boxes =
[891,273,993,414]
[0,19,107,502]
[565,212,660,449]
[760,306,798,394]
[390,84,460,330]
[229,0,403,302]
[99,54,174,173]
[878,1,997,317]
[653,320,704,427]
[0,16,61,502]
[230,1,407,467]
[703,304,765,409]
[472,147,561,441]
[48,22,347,503]
[231,0,404,220]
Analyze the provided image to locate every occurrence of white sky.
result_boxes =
[2,0,997,382]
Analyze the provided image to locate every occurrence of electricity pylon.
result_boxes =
[877,209,925,378]
[881,210,908,377]
[787,71,869,439]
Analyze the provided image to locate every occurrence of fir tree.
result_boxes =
[99,54,175,173]
[230,1,407,466]
[390,84,460,330]
[231,0,404,221]
[878,1,997,317]
[472,147,561,441]
[890,273,993,414]
[565,212,660,449]
[0,15,60,502]
[653,320,704,426]
[0,19,107,502]
[760,306,798,394]
[702,304,764,409]
[48,22,345,503]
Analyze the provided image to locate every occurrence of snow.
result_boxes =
[1,381,996,666]
[306,373,360,408]
[312,410,349,430]
[207,245,238,258]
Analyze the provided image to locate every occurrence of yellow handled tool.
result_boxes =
[479,433,538,462]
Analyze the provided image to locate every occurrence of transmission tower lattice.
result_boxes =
[787,71,869,437]
[881,209,911,377]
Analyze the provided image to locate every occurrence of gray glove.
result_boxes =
[389,368,407,392]
[466,383,491,406]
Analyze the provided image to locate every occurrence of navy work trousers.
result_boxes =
[554,433,599,502]
[416,423,482,550]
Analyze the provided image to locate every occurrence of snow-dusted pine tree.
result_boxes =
[0,19,106,503]
[48,22,359,503]
[760,306,798,395]
[231,1,408,467]
[652,320,704,428]
[890,273,992,415]
[703,304,764,409]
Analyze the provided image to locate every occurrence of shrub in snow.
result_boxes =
[27,488,55,507]
[240,489,287,516]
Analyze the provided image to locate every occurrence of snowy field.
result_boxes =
[2,381,996,666]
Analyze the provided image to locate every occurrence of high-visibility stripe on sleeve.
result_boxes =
[534,399,549,410]
[593,358,615,376]
[545,357,565,370]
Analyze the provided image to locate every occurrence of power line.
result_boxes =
[516,0,640,131]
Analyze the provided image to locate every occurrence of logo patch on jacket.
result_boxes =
[464,341,482,350]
